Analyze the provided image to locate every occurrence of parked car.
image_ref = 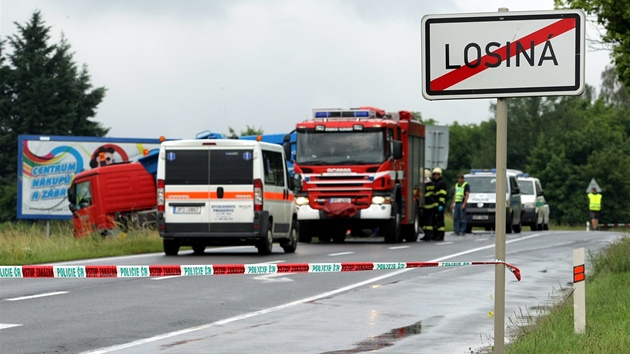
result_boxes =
[517,175,550,231]
[464,169,522,234]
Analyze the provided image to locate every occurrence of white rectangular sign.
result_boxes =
[421,10,585,100]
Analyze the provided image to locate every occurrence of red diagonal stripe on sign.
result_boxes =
[430,17,576,91]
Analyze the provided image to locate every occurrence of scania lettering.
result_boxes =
[285,107,430,244]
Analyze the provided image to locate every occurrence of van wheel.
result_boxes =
[257,227,273,255]
[298,221,313,243]
[281,222,297,253]
[192,245,206,255]
[465,225,473,234]
[384,208,401,244]
[163,239,180,256]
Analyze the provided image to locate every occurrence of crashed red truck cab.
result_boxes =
[67,156,158,237]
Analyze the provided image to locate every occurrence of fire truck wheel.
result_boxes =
[281,222,298,253]
[298,221,313,243]
[332,230,346,243]
[384,210,401,244]
[192,244,206,255]
[163,239,180,256]
[257,226,274,255]
[402,207,420,242]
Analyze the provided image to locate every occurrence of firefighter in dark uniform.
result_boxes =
[420,169,436,241]
[432,167,448,241]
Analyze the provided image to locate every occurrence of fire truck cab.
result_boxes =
[285,107,425,244]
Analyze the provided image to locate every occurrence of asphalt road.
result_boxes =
[0,230,622,354]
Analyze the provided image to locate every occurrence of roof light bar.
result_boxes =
[313,109,375,119]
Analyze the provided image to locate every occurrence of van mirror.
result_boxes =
[293,173,303,192]
[392,141,403,160]
[537,190,544,196]
[283,142,293,162]
[512,186,520,195]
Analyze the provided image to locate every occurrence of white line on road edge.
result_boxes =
[6,291,68,301]
[0,323,23,330]
[388,246,410,250]
[328,252,354,256]
[82,233,544,354]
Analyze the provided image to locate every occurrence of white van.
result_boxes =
[156,139,297,255]
[517,175,550,231]
[464,169,522,234]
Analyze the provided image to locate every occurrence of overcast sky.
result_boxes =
[1,0,611,139]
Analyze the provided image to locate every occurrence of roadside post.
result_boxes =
[573,247,586,333]
[421,8,585,353]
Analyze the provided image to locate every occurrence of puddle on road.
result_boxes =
[320,316,443,354]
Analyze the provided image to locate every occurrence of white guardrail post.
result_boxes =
[573,247,586,334]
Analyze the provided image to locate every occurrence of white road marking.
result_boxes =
[150,276,180,281]
[253,273,294,282]
[82,233,547,354]
[436,241,454,245]
[388,246,410,250]
[0,323,23,330]
[328,252,354,256]
[6,291,68,301]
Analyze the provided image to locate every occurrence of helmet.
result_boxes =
[432,167,442,175]
[424,169,431,178]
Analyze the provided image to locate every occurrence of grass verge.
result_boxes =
[0,220,163,265]
[506,235,630,353]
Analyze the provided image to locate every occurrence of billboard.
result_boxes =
[18,135,163,219]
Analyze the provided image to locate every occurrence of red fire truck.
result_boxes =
[284,107,426,243]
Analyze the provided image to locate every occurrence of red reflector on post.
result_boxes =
[573,264,585,283]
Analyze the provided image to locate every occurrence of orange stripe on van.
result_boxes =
[166,191,255,200]
[165,192,210,199]
[264,192,293,201]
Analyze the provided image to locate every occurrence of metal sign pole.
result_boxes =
[494,95,508,353]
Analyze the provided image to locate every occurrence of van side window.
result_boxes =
[262,150,285,187]
[510,177,519,192]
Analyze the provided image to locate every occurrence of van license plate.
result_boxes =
[329,198,351,203]
[174,206,201,214]
[472,215,489,220]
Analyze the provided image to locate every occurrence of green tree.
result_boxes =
[526,94,630,225]
[556,0,630,87]
[0,11,108,222]
[226,125,264,138]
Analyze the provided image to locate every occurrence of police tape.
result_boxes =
[0,261,521,281]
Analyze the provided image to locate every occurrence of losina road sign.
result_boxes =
[421,10,585,100]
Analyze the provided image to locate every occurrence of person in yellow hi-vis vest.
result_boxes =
[588,187,602,230]
[451,173,470,236]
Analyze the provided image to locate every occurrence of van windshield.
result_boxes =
[466,176,507,193]
[296,130,386,165]
[518,180,535,195]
